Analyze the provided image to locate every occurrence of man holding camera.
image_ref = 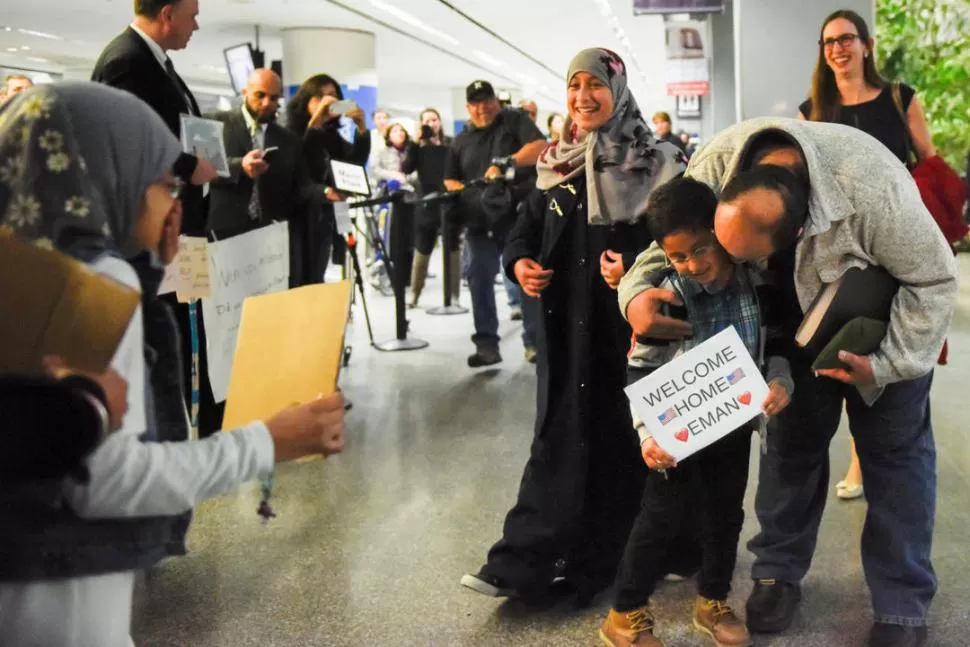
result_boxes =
[444,81,547,367]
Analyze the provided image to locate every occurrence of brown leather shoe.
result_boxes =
[693,596,752,646]
[599,606,665,647]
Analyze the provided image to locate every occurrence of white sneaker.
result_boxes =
[836,480,864,500]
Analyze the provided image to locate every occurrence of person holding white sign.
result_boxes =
[619,121,957,647]
[600,177,792,647]
[0,83,347,647]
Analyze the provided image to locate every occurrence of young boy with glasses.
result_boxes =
[600,177,794,647]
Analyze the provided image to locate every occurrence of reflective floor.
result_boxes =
[132,254,970,647]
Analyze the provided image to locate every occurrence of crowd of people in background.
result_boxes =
[1,1,968,647]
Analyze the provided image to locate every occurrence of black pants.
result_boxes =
[414,202,461,255]
[613,426,752,611]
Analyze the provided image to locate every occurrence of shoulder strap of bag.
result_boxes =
[890,82,917,167]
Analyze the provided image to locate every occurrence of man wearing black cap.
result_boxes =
[444,81,547,367]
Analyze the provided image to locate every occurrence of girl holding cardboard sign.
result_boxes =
[0,83,346,646]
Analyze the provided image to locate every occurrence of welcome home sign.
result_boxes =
[625,326,768,462]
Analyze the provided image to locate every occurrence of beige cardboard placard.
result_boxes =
[0,233,140,375]
[222,280,352,431]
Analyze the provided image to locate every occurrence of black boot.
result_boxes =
[468,347,502,368]
[745,579,801,633]
[867,623,928,647]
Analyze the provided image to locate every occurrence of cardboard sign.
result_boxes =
[201,222,289,403]
[625,326,768,462]
[222,281,352,430]
[158,236,210,302]
[330,159,371,196]
[0,233,140,375]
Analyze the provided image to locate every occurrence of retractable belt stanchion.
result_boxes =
[352,187,429,352]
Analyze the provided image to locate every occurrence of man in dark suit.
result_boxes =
[91,0,222,434]
[207,69,322,287]
[91,0,217,234]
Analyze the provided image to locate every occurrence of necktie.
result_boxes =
[247,122,263,222]
[163,58,192,113]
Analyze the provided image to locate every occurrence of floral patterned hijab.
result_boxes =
[0,82,180,259]
[536,48,686,225]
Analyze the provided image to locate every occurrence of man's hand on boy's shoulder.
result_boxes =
[626,288,693,340]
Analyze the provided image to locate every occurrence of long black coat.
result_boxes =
[490,176,650,589]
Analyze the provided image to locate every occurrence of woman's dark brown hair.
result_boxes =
[285,73,343,135]
[808,9,886,122]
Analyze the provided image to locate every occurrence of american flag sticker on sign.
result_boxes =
[657,408,679,425]
[726,367,745,386]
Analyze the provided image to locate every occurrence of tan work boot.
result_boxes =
[599,606,665,647]
[409,251,430,308]
[693,596,752,647]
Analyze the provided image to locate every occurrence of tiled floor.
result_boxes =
[132,254,970,646]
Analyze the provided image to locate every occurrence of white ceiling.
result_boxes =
[0,0,671,108]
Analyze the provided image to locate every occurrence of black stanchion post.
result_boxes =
[374,198,428,352]
[427,203,468,316]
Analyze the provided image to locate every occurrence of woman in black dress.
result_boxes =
[461,48,686,603]
[800,9,937,501]
[285,74,371,283]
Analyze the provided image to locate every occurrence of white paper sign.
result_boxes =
[330,159,371,196]
[201,222,290,402]
[180,115,230,178]
[157,236,210,301]
[625,326,768,462]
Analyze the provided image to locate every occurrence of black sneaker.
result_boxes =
[868,623,928,647]
[460,571,517,597]
[746,578,801,633]
[468,348,502,368]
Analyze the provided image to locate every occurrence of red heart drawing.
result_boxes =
[738,392,752,405]
[674,429,689,442]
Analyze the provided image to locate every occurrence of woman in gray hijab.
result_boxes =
[0,83,346,647]
[461,48,688,605]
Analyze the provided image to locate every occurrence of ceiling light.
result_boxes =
[369,0,459,46]
[26,56,48,63]
[474,50,506,68]
[19,46,30,51]
[3,27,11,32]
[6,47,17,53]
[17,28,62,40]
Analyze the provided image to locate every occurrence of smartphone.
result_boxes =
[329,99,358,116]
[262,146,279,160]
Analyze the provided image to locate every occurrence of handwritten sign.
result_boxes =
[625,326,768,462]
[330,159,371,196]
[158,236,210,302]
[201,222,289,402]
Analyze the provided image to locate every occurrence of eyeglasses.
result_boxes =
[667,244,715,267]
[820,33,860,49]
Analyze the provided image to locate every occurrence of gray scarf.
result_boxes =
[0,82,180,258]
[536,48,686,225]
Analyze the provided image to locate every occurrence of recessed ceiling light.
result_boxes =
[473,50,506,68]
[369,0,459,46]
[18,28,62,40]
[20,46,30,51]
[6,47,18,53]
[26,56,48,63]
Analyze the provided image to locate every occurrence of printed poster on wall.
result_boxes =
[201,222,290,403]
[625,326,768,462]
[665,20,711,96]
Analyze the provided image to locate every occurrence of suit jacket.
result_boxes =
[207,110,317,238]
[91,27,207,235]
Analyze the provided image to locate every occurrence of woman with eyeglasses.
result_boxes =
[799,9,938,504]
